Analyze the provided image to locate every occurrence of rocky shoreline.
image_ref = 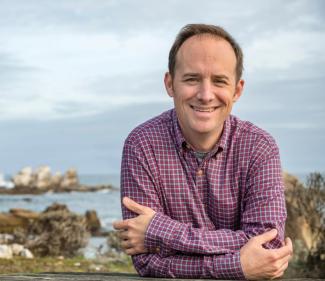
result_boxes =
[0,202,108,259]
[0,184,115,195]
[0,166,116,195]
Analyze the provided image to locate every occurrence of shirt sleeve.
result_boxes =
[144,145,286,254]
[131,251,245,279]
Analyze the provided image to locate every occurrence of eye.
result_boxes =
[185,77,198,81]
[213,79,228,86]
[183,77,199,84]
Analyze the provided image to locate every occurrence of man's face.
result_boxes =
[164,35,244,148]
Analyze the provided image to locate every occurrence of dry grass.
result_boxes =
[0,255,135,274]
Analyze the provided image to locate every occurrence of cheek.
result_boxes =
[217,91,234,106]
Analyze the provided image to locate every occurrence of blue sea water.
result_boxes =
[0,174,122,231]
[0,174,122,259]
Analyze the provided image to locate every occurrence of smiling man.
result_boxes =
[113,24,292,280]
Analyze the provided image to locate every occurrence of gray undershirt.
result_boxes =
[194,151,209,163]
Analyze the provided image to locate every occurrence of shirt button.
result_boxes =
[155,247,160,253]
[196,169,204,176]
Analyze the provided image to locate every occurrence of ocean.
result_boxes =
[0,174,122,258]
[0,174,122,230]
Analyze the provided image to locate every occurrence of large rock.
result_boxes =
[9,208,39,220]
[52,172,63,188]
[0,244,13,259]
[35,166,52,190]
[60,169,79,190]
[2,166,113,195]
[284,172,314,249]
[0,213,29,233]
[10,243,24,255]
[20,248,34,259]
[12,167,34,188]
[24,203,90,257]
[85,210,101,236]
[0,209,39,234]
[283,172,325,263]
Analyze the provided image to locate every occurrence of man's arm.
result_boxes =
[119,140,286,256]
[114,214,292,280]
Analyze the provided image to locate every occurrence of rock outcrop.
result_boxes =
[85,210,102,236]
[0,166,113,194]
[284,172,325,261]
[21,203,90,257]
[0,205,103,258]
[11,166,79,192]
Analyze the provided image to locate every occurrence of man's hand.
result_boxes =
[113,197,156,255]
[240,229,293,280]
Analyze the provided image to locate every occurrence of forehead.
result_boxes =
[175,34,237,75]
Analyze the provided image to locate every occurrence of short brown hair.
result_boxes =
[168,24,244,82]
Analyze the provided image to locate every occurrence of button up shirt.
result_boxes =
[121,109,286,279]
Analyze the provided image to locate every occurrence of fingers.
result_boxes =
[113,219,129,230]
[118,230,128,240]
[254,229,278,244]
[271,260,289,279]
[272,237,293,259]
[121,239,133,249]
[123,197,146,215]
[285,237,293,253]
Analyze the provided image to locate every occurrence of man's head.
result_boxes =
[164,24,245,151]
[168,24,243,83]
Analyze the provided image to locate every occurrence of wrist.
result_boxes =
[144,212,177,257]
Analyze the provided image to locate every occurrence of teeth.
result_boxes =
[192,106,216,112]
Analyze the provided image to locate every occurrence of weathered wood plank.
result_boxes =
[0,273,324,281]
[0,272,203,281]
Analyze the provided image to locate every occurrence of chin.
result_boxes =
[192,126,216,134]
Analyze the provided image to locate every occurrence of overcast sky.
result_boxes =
[0,0,324,176]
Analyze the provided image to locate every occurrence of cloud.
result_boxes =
[244,29,325,77]
[0,0,324,124]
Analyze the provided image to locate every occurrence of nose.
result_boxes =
[197,80,214,103]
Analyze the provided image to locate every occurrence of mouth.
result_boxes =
[190,105,220,113]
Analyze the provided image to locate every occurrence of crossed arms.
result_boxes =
[113,141,293,280]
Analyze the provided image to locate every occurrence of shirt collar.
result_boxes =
[172,109,231,157]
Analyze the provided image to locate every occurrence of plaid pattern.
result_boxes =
[121,109,286,279]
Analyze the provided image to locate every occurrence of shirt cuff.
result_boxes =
[212,251,246,280]
[144,212,179,257]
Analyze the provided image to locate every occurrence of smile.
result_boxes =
[190,105,219,112]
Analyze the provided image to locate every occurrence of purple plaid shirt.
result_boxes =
[121,109,286,279]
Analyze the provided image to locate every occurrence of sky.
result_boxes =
[0,0,324,176]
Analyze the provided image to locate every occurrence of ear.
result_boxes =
[164,72,174,97]
[233,79,244,102]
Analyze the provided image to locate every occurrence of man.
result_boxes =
[113,24,292,280]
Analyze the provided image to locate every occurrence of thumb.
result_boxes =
[255,229,278,244]
[123,197,146,215]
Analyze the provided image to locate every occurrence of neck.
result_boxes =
[181,126,223,152]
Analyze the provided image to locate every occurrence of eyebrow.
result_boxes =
[182,73,200,78]
[182,73,230,81]
[212,74,230,81]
